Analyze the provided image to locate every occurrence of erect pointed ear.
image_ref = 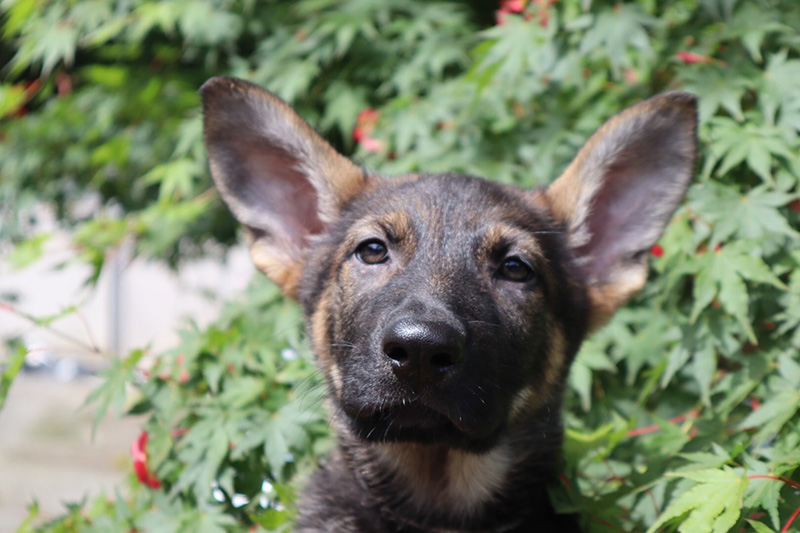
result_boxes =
[201,77,369,298]
[545,92,697,329]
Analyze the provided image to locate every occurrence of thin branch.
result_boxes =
[0,300,106,357]
[747,474,800,492]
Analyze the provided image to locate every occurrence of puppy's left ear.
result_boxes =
[545,92,697,329]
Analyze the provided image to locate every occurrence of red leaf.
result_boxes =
[676,51,711,64]
[353,108,383,151]
[131,431,161,489]
[501,0,525,13]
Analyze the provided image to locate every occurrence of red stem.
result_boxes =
[626,409,700,438]
[780,504,800,533]
[748,474,800,492]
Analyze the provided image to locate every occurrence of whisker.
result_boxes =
[467,319,503,329]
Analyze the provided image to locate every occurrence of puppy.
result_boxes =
[201,77,697,532]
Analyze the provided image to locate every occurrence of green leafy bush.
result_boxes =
[2,0,799,531]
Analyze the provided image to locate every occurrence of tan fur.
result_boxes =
[375,441,514,519]
[509,386,538,421]
[344,211,417,256]
[585,265,648,330]
[377,210,416,247]
[310,283,345,397]
[247,236,304,299]
[478,223,544,258]
[509,325,566,420]
[546,326,567,387]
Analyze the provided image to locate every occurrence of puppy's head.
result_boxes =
[202,77,696,452]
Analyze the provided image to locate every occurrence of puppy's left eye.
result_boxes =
[496,257,534,282]
[355,239,390,265]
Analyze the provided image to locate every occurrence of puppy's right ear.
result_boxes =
[201,77,369,298]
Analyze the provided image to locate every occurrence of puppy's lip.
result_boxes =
[352,400,495,439]
[351,401,446,425]
[374,403,451,429]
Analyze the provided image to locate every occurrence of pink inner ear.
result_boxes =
[577,168,643,280]
[575,144,687,284]
[240,143,324,251]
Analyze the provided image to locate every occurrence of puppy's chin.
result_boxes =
[344,403,505,453]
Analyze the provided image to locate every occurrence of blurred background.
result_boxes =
[1,0,799,531]
[0,227,252,526]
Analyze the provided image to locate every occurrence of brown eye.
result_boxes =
[355,239,389,265]
[497,257,534,282]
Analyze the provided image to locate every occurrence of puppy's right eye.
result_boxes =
[355,239,389,265]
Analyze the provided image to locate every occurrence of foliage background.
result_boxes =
[2,0,800,531]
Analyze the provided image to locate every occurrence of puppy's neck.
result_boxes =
[342,438,516,531]
[382,442,514,516]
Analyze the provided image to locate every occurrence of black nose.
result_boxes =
[382,319,465,385]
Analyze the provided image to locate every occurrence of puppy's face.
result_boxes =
[300,174,588,451]
[201,76,696,453]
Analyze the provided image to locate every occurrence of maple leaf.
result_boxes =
[648,468,747,533]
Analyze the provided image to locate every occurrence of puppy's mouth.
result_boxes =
[346,401,503,451]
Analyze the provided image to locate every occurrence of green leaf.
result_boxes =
[676,447,730,472]
[569,338,616,411]
[662,321,712,390]
[564,419,627,463]
[84,348,144,436]
[0,83,27,117]
[745,473,783,530]
[692,184,799,243]
[36,17,79,73]
[647,468,747,533]
[250,508,291,529]
[82,64,129,88]
[5,233,51,269]
[580,5,656,74]
[1,0,37,37]
[690,340,717,406]
[716,254,752,336]
[690,266,718,323]
[218,376,265,409]
[478,17,556,100]
[721,5,790,63]
[704,115,794,183]
[777,353,800,387]
[0,343,27,412]
[621,314,674,385]
[738,387,800,445]
[726,249,787,289]
[746,520,777,533]
[13,500,40,533]
[679,66,751,123]
[762,50,800,105]
[319,81,367,142]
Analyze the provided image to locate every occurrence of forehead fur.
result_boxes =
[341,173,553,238]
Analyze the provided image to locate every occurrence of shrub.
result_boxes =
[2,0,799,531]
